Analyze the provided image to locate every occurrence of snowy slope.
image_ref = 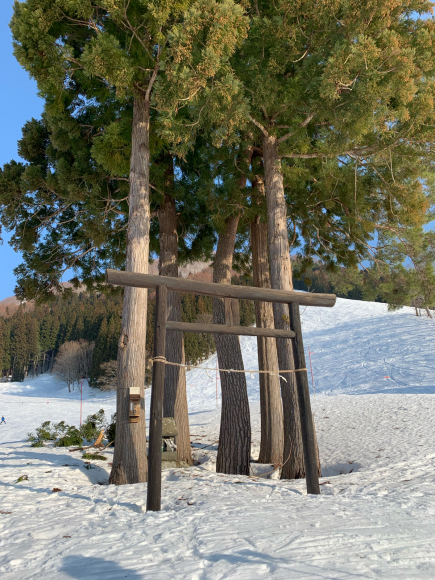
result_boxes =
[1,297,435,579]
[186,297,435,409]
[0,375,116,445]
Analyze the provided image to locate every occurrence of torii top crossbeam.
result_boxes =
[106,269,336,308]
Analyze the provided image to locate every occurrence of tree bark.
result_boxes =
[262,134,304,479]
[262,134,320,479]
[110,92,150,485]
[251,176,284,465]
[157,180,192,465]
[214,215,251,475]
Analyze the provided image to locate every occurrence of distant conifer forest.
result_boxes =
[0,274,255,385]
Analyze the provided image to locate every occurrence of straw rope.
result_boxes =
[150,356,307,383]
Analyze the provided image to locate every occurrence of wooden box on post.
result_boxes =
[129,386,141,424]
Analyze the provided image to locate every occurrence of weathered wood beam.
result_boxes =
[147,284,167,512]
[289,302,320,495]
[166,320,295,339]
[106,269,336,307]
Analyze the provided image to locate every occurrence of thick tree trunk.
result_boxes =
[262,135,304,479]
[158,185,192,464]
[214,215,251,475]
[251,179,284,465]
[110,92,150,485]
[262,134,320,480]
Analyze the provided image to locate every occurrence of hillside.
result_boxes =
[0,265,253,384]
[0,294,23,317]
[0,298,435,578]
[0,282,83,317]
[0,261,213,317]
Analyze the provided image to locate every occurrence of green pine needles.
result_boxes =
[27,409,107,448]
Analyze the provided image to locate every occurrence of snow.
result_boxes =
[1,297,435,578]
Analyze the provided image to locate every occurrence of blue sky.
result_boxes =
[0,2,44,300]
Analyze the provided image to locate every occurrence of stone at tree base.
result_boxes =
[161,451,177,462]
[162,417,178,438]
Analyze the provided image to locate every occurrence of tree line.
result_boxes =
[0,283,254,384]
[1,0,435,484]
[0,292,122,382]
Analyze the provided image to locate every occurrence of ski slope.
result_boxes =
[1,298,435,579]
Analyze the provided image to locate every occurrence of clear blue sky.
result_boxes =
[0,2,44,301]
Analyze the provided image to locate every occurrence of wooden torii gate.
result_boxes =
[106,269,336,511]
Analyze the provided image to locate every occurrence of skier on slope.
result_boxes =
[0,416,5,425]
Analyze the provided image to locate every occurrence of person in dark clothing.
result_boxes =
[0,417,5,424]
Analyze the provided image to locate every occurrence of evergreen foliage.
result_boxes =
[106,414,116,445]
[82,452,107,461]
[27,420,54,446]
[159,1,435,277]
[27,409,107,448]
[293,247,435,315]
[55,426,83,448]
[79,409,106,442]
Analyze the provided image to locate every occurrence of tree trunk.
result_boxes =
[157,183,192,465]
[262,134,320,479]
[110,92,150,485]
[262,135,304,479]
[214,215,251,475]
[251,178,284,465]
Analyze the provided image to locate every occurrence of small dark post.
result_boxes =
[289,302,320,495]
[231,299,240,326]
[147,284,167,511]
[224,298,233,326]
[224,298,240,326]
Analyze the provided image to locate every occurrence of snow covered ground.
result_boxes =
[1,298,435,578]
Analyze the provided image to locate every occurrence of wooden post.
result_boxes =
[289,302,320,495]
[147,284,167,511]
[231,299,240,326]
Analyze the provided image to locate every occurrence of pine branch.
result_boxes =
[277,112,316,144]
[248,115,269,137]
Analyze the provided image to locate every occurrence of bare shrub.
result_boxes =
[77,340,95,379]
[53,340,95,391]
[411,295,433,318]
[96,351,152,392]
[53,342,80,391]
[96,360,117,391]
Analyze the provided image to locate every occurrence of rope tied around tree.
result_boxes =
[149,356,307,383]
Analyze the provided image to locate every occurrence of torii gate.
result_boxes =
[106,269,336,511]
